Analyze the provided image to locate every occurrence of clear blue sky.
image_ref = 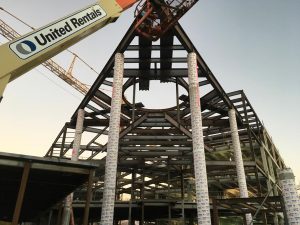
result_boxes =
[0,0,299,182]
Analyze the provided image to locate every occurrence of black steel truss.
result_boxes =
[45,20,287,224]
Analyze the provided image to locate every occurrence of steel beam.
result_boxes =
[12,162,30,225]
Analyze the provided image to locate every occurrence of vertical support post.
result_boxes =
[132,77,136,123]
[176,77,180,124]
[61,188,73,225]
[72,108,85,161]
[180,167,185,223]
[12,162,30,225]
[187,52,211,225]
[212,198,219,225]
[260,146,273,192]
[83,170,94,225]
[243,215,247,225]
[280,196,289,225]
[100,53,124,225]
[60,125,67,157]
[273,213,279,225]
[167,161,172,224]
[242,94,262,196]
[56,204,63,225]
[129,171,136,225]
[228,108,252,224]
[128,200,132,225]
[47,210,53,225]
[278,168,300,224]
[61,108,85,225]
[141,171,145,225]
[262,213,268,225]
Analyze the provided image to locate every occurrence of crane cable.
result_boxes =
[0,7,35,29]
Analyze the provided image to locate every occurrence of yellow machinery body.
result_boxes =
[0,0,137,100]
[0,0,198,101]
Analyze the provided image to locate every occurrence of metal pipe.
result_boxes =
[187,52,211,225]
[278,168,300,224]
[228,108,252,224]
[100,53,124,225]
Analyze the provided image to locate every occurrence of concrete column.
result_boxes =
[228,109,252,224]
[278,168,300,224]
[187,52,211,225]
[100,53,124,225]
[61,194,72,225]
[72,108,85,161]
[61,108,85,225]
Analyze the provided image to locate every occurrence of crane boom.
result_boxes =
[0,18,90,95]
[0,0,137,101]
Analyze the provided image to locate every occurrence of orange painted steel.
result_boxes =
[116,0,138,10]
[134,0,199,40]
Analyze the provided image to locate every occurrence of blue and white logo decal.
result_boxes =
[9,4,106,60]
[15,40,37,55]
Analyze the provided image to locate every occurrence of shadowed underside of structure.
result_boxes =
[0,152,97,223]
[44,19,287,224]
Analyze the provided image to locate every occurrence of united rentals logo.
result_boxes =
[15,40,37,55]
[9,4,106,59]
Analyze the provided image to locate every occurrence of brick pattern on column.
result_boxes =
[278,168,300,224]
[62,109,84,225]
[100,53,124,225]
[228,108,252,224]
[72,108,85,161]
[187,52,211,225]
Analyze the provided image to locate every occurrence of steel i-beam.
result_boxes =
[187,52,211,225]
[100,53,124,225]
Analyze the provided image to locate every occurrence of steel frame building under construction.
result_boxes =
[43,19,295,225]
[1,19,300,225]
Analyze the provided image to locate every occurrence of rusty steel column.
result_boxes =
[187,52,211,225]
[278,168,300,224]
[100,53,124,225]
[228,108,252,224]
[62,108,85,225]
[12,162,30,225]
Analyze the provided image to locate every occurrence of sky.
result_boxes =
[0,0,299,181]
